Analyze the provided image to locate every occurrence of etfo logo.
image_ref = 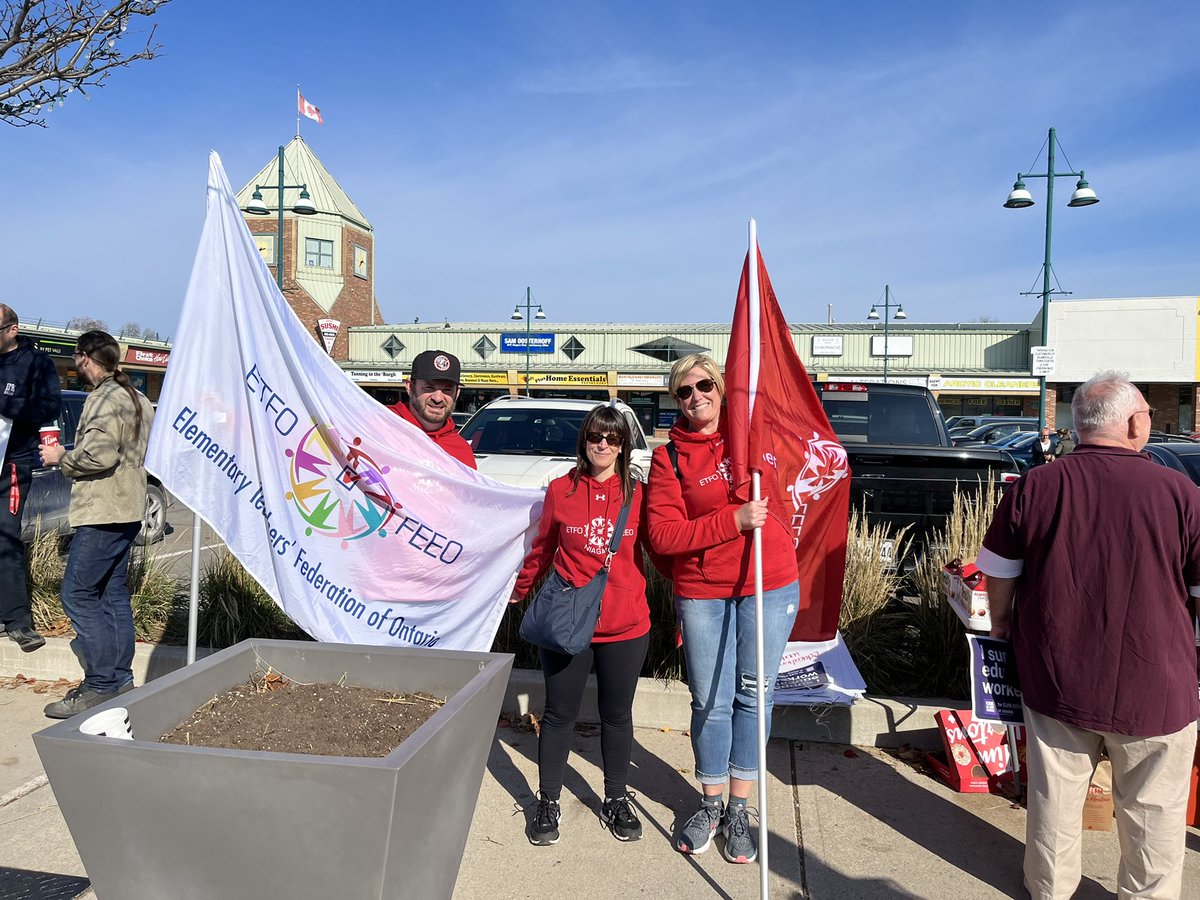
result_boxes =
[285,423,401,548]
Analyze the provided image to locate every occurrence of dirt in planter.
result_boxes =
[159,669,444,758]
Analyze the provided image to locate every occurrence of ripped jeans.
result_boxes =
[676,581,799,784]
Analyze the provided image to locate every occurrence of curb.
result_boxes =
[2,636,959,750]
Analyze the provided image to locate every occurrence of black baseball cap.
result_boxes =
[409,350,462,383]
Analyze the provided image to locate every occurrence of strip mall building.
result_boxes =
[35,139,1196,438]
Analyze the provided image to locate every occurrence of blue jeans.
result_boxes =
[676,581,799,784]
[60,522,142,693]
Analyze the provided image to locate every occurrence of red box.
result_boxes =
[1187,734,1200,828]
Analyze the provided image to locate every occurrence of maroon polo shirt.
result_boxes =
[978,444,1200,736]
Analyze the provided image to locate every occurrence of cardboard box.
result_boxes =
[929,709,1024,794]
[1083,759,1114,831]
[941,558,992,631]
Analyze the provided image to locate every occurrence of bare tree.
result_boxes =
[118,320,142,337]
[66,315,107,332]
[1,1,172,128]
[140,325,160,341]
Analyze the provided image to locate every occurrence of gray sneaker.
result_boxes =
[44,686,117,720]
[721,802,758,863]
[675,798,723,854]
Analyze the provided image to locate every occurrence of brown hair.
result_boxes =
[566,403,633,502]
[76,330,144,442]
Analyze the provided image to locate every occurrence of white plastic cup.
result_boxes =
[78,707,134,740]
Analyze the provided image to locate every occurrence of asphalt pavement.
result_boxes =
[2,659,1197,899]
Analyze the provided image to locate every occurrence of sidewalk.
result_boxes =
[3,672,1197,898]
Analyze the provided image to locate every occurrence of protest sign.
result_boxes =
[968,634,1023,725]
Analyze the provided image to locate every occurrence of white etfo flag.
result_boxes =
[146,152,543,651]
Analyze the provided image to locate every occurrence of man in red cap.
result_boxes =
[389,350,476,469]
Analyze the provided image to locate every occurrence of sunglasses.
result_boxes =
[674,378,717,401]
[585,431,623,447]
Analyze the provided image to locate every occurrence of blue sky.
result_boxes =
[2,1,1198,338]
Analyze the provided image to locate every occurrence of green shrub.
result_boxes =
[197,550,310,648]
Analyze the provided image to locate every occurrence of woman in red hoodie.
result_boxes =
[510,404,651,847]
[647,354,799,865]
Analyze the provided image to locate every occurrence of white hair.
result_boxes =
[1071,371,1143,435]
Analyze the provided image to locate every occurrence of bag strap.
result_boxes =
[665,440,683,481]
[601,491,635,570]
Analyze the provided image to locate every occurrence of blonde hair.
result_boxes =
[668,354,725,400]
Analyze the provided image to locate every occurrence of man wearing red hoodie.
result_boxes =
[388,350,476,469]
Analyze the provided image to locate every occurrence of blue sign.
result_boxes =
[657,410,680,429]
[501,333,555,354]
[967,635,1023,725]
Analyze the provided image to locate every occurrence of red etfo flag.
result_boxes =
[724,239,852,641]
[298,90,324,124]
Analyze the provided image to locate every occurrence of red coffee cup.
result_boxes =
[39,426,61,447]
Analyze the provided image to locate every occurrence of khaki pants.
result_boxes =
[1023,707,1197,900]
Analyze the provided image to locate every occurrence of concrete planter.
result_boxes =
[34,639,513,900]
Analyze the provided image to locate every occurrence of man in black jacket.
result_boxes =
[0,305,62,652]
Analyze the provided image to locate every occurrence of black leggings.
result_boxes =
[537,632,649,801]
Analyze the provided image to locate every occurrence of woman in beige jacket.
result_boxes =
[40,330,154,719]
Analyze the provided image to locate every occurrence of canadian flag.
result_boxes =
[724,226,852,642]
[298,90,323,124]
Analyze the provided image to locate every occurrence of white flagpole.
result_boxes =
[747,218,768,899]
[186,510,201,664]
[295,85,301,139]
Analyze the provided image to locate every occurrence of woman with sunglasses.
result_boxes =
[646,353,799,864]
[510,403,653,847]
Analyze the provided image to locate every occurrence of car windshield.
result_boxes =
[820,391,941,444]
[458,408,588,456]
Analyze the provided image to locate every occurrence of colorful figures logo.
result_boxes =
[285,423,400,548]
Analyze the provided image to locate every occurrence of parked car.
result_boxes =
[457,396,653,488]
[22,390,169,545]
[450,411,473,429]
[944,414,1031,432]
[1146,431,1199,444]
[950,418,1039,446]
[1143,442,1200,485]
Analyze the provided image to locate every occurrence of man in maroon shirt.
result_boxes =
[978,372,1200,900]
[388,350,476,469]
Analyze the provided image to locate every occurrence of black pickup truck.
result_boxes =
[817,382,1019,558]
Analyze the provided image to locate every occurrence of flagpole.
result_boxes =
[295,85,301,139]
[748,218,769,900]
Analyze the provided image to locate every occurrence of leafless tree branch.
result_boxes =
[1,1,172,127]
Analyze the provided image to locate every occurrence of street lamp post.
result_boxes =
[1004,127,1099,428]
[867,284,906,383]
[245,145,318,290]
[511,286,545,397]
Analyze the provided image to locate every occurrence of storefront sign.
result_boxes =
[501,333,555,353]
[36,337,80,357]
[812,335,843,356]
[347,369,404,383]
[870,335,914,357]
[937,377,1040,393]
[828,375,928,387]
[519,372,610,387]
[461,372,510,386]
[317,318,341,355]
[123,348,171,367]
[617,373,666,388]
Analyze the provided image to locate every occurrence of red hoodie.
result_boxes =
[388,401,477,469]
[647,419,797,599]
[514,472,651,643]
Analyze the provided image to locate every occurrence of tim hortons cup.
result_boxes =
[39,425,61,447]
[78,707,134,740]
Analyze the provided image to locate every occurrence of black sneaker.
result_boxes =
[527,792,561,846]
[6,626,45,653]
[676,797,724,854]
[44,686,117,720]
[600,793,642,842]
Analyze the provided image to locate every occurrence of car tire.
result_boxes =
[138,482,167,545]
